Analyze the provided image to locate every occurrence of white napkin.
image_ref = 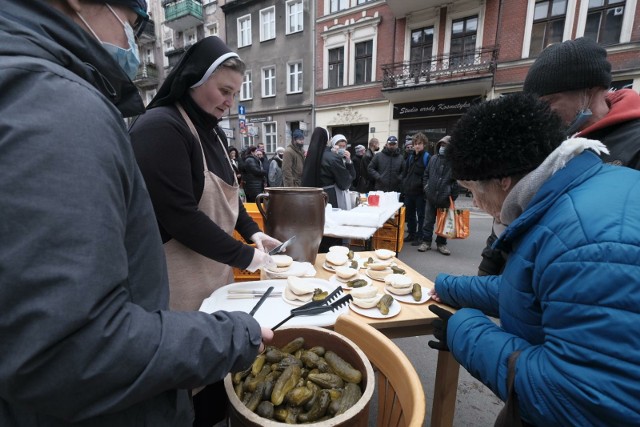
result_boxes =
[261,261,317,279]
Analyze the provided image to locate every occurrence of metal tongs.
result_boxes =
[271,287,352,331]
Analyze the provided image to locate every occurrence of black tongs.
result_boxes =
[271,288,352,331]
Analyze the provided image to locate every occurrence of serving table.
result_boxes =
[314,252,460,427]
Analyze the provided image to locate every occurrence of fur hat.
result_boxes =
[448,93,565,181]
[524,37,612,96]
[292,129,304,140]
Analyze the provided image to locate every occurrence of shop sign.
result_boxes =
[249,117,269,123]
[393,96,481,119]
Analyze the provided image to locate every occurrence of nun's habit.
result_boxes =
[129,36,261,311]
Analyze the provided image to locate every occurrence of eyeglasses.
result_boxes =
[132,12,148,39]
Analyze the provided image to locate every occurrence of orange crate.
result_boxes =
[232,203,264,281]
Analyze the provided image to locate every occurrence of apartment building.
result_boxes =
[384,0,640,144]
[221,0,314,152]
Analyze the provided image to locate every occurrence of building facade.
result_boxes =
[314,0,396,149]
[221,0,314,153]
[384,0,640,148]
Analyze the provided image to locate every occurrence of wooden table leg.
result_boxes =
[430,351,460,427]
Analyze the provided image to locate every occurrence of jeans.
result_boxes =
[404,194,426,240]
[422,199,447,245]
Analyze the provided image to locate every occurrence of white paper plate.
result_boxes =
[282,279,336,306]
[328,273,373,289]
[199,279,345,329]
[384,285,432,304]
[349,300,401,319]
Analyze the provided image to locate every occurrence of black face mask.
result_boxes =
[406,149,415,156]
[295,142,304,149]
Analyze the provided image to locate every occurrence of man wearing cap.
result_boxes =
[367,135,404,192]
[0,1,272,425]
[477,37,640,276]
[283,129,305,186]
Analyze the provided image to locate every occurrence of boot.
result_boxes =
[436,244,451,256]
[417,242,431,252]
[405,234,416,242]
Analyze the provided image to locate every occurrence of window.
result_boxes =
[584,0,625,45]
[529,0,567,57]
[238,15,252,48]
[357,0,373,4]
[354,40,373,84]
[263,122,277,153]
[260,7,276,41]
[286,0,304,34]
[184,29,196,47]
[207,23,218,37]
[287,62,303,93]
[450,16,478,67]
[328,47,344,89]
[240,71,252,101]
[330,0,349,13]
[410,26,434,76]
[262,66,276,97]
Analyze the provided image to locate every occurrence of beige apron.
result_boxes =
[164,103,239,311]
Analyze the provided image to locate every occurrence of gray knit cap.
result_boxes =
[523,37,612,96]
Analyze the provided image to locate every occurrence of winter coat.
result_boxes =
[401,151,429,196]
[0,1,263,426]
[434,152,640,426]
[422,151,458,208]
[242,155,266,195]
[268,155,284,187]
[360,149,376,191]
[368,147,404,192]
[320,148,356,190]
[282,143,305,186]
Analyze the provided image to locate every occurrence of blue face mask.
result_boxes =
[438,146,446,155]
[77,5,141,81]
[565,108,593,136]
[337,148,346,157]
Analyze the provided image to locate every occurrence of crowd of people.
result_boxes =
[2,0,639,425]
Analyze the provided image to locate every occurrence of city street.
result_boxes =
[391,196,504,426]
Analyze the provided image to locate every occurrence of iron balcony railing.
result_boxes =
[381,46,499,89]
[134,62,159,81]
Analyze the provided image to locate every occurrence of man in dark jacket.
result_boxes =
[418,136,458,255]
[361,137,379,192]
[0,1,271,425]
[401,133,429,244]
[368,135,404,192]
[352,144,367,191]
[478,37,640,276]
[243,146,267,202]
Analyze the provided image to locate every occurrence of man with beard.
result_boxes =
[283,128,305,186]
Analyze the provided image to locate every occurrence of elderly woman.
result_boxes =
[129,36,280,312]
[429,93,640,426]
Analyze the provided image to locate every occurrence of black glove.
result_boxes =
[428,305,454,351]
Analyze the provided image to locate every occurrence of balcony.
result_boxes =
[381,46,499,102]
[133,62,160,87]
[162,0,203,32]
[386,0,450,18]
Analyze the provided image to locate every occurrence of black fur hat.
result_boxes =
[448,93,565,181]
[524,37,612,96]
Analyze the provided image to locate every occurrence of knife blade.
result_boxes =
[249,286,274,316]
[269,235,296,256]
[227,293,282,299]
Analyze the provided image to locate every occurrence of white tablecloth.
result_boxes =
[324,201,403,240]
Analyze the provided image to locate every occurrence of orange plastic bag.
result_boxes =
[435,197,470,239]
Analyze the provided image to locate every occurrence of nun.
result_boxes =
[129,37,280,313]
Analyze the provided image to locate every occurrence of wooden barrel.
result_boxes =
[224,326,374,426]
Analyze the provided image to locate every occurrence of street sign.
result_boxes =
[238,105,245,115]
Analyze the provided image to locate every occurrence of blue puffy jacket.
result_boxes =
[435,151,640,426]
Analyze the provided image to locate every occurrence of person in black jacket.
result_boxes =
[368,135,404,192]
[361,137,379,192]
[401,133,429,244]
[242,146,267,202]
[418,136,458,255]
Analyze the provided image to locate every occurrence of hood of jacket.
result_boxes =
[0,1,145,118]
